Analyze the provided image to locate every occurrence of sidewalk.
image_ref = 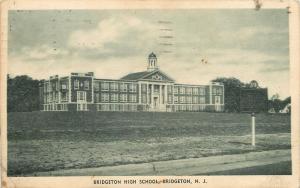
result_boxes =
[33,149,291,176]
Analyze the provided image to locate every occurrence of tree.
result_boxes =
[7,75,41,112]
[268,95,291,113]
[211,77,245,112]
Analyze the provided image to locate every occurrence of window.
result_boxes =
[61,92,68,101]
[174,96,178,103]
[179,87,185,94]
[84,80,89,90]
[120,94,127,102]
[120,83,127,92]
[129,84,137,92]
[94,83,99,91]
[212,87,222,95]
[217,88,223,95]
[180,96,185,103]
[110,82,118,91]
[186,88,192,95]
[56,83,59,91]
[101,93,109,102]
[101,82,109,91]
[110,93,118,102]
[49,94,53,102]
[212,88,217,95]
[56,93,59,102]
[168,95,172,103]
[192,96,198,104]
[61,104,68,111]
[129,94,137,103]
[95,93,99,103]
[47,83,50,92]
[215,96,221,104]
[110,104,119,111]
[199,96,205,104]
[47,94,51,102]
[74,80,79,90]
[77,91,86,102]
[142,84,147,92]
[174,86,179,94]
[44,84,47,92]
[77,103,88,111]
[61,83,67,90]
[192,88,199,95]
[199,87,205,95]
[100,104,109,111]
[186,96,192,104]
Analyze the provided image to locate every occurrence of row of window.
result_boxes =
[43,81,69,93]
[43,104,68,111]
[74,80,89,90]
[44,92,68,103]
[174,86,206,95]
[212,87,223,95]
[170,104,223,112]
[44,93,59,103]
[97,104,139,111]
[94,82,137,92]
[95,93,137,103]
[172,105,206,112]
[173,96,206,104]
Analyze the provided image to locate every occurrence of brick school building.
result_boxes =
[39,53,224,112]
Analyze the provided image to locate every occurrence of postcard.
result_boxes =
[1,0,299,187]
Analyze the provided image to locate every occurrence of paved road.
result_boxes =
[33,149,291,176]
[200,161,291,175]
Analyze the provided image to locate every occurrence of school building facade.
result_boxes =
[39,53,224,112]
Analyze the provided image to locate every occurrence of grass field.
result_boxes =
[7,111,291,176]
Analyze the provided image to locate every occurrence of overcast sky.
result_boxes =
[8,9,289,99]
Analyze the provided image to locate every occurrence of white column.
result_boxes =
[68,75,72,103]
[138,83,142,104]
[146,83,148,104]
[222,85,225,105]
[209,84,212,105]
[91,77,94,103]
[160,84,163,104]
[151,84,154,107]
[164,85,168,104]
[172,85,175,104]
[58,79,61,103]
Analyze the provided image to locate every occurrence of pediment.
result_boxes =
[141,70,174,82]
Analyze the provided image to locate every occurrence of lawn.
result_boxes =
[7,111,291,176]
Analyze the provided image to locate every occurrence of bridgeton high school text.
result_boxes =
[39,53,224,112]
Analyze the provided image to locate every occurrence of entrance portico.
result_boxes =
[138,81,171,112]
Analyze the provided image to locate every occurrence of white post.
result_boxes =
[251,113,256,146]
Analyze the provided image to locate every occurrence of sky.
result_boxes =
[8,9,290,99]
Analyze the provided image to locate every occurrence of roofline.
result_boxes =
[138,79,174,83]
[94,78,138,82]
[174,83,208,87]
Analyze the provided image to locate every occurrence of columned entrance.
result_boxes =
[146,83,167,112]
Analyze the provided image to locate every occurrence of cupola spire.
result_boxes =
[147,52,158,72]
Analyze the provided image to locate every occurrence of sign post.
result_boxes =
[251,112,256,147]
